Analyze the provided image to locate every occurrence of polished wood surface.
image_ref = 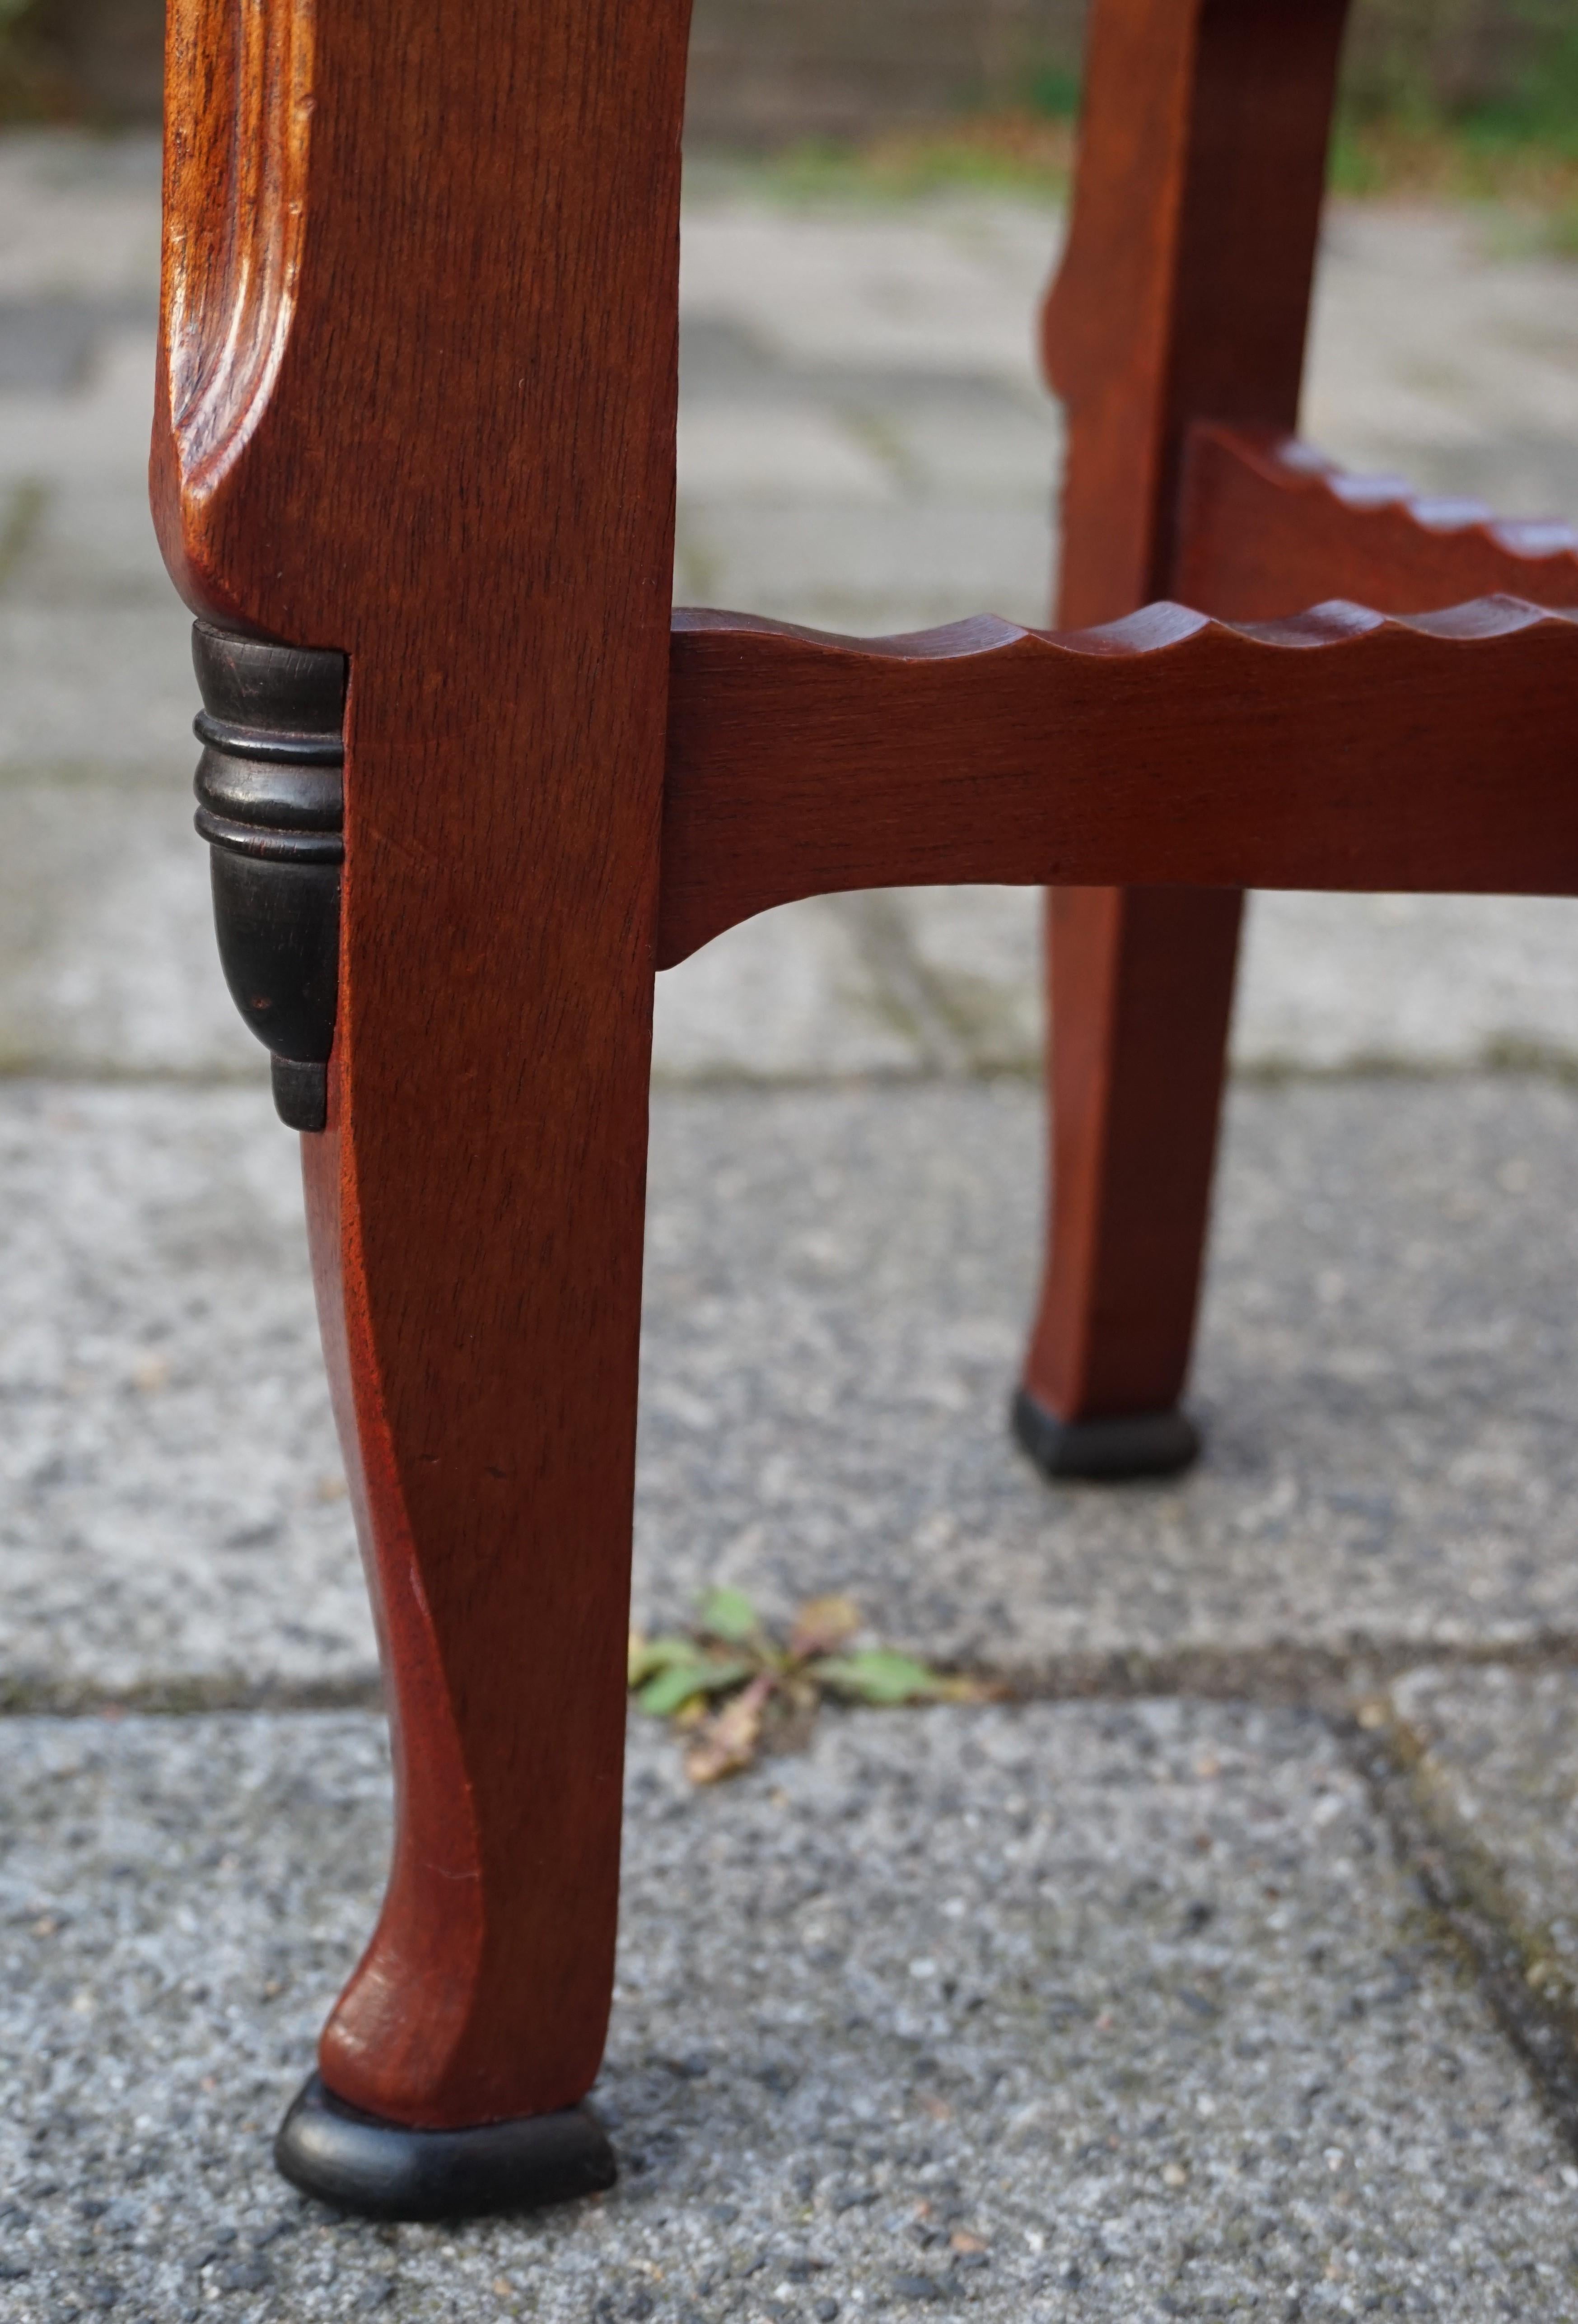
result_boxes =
[658,598,1578,963]
[1042,0,1354,625]
[1178,423,1578,619]
[155,0,693,2128]
[157,0,1578,2164]
[1021,0,1354,1429]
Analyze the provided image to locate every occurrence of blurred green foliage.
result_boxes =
[0,0,70,121]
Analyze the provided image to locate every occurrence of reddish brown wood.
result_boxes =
[154,0,692,2128]
[1043,0,1353,626]
[155,0,1578,2179]
[1022,0,1353,1431]
[658,599,1578,960]
[1178,423,1578,620]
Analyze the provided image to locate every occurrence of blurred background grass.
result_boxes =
[0,0,1574,245]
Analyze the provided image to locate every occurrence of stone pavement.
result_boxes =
[5,139,1578,1083]
[7,1705,1578,2324]
[6,127,1578,2320]
[9,1073,1578,1707]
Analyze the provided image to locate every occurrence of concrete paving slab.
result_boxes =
[1306,207,1578,517]
[672,502,1055,631]
[6,1074,1578,1705]
[3,139,1578,1088]
[1382,1663,1578,2012]
[0,1085,357,1704]
[1236,894,1578,1076]
[651,900,929,1084]
[637,1076,1578,1675]
[862,888,1578,1080]
[15,477,179,605]
[0,298,153,394]
[0,602,193,780]
[0,784,259,1078]
[0,332,163,488]
[678,405,901,503]
[0,133,162,303]
[4,1700,1578,2322]
[678,197,1058,390]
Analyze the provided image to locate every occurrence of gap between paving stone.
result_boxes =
[6,1703,1578,2322]
[1349,1667,1578,2158]
[7,141,1578,2300]
[9,1070,1578,2179]
[9,1075,1578,1705]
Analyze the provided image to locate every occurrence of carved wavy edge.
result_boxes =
[1190,424,1578,587]
[662,592,1578,964]
[674,591,1578,667]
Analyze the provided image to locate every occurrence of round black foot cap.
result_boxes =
[275,2073,617,2221]
[1011,1387,1200,1481]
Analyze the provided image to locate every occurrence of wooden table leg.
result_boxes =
[156,0,692,2218]
[1015,885,1242,1477]
[1014,0,1349,1478]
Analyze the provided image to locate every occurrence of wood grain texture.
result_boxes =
[1043,0,1352,627]
[1178,423,1578,620]
[659,598,1578,964]
[154,0,693,2128]
[1024,0,1352,1426]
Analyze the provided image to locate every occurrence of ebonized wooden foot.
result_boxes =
[1011,1387,1200,1481]
[274,2074,617,2221]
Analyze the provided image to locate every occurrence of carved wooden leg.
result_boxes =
[1014,0,1350,1479]
[1013,885,1242,1479]
[157,0,692,2220]
[278,1059,641,2219]
[266,670,655,2223]
[189,622,652,2219]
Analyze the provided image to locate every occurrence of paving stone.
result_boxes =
[0,784,261,1078]
[1236,893,1578,1076]
[0,131,162,304]
[13,477,178,605]
[864,888,1578,1079]
[652,899,929,1084]
[672,501,1055,632]
[0,297,151,393]
[678,194,1060,391]
[1306,205,1578,517]
[1384,1663,1578,2002]
[4,1700,1577,2321]
[678,401,901,503]
[0,1085,358,1703]
[3,141,1578,1085]
[638,1075,1578,1673]
[0,600,194,780]
[6,1073,1578,1704]
[0,331,161,489]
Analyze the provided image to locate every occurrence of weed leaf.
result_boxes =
[809,1649,948,1706]
[684,1672,776,1784]
[697,1584,761,1644]
[628,1632,706,1687]
[637,1656,754,1717]
[789,1593,862,1658]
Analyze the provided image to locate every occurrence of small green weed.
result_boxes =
[629,1586,991,1784]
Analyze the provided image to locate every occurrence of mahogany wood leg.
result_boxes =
[1014,885,1242,1480]
[1014,0,1349,1479]
[272,1057,644,2219]
[256,638,662,2224]
[156,0,691,2218]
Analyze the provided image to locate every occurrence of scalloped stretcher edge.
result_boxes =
[659,594,1578,966]
[1176,424,1578,619]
